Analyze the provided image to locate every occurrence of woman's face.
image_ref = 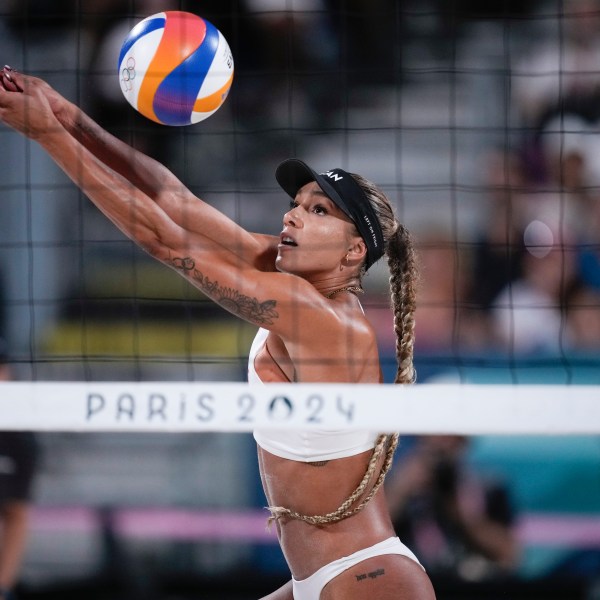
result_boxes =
[276,181,359,278]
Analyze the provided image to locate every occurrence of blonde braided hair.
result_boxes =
[267,174,418,526]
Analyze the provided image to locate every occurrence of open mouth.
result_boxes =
[280,236,298,247]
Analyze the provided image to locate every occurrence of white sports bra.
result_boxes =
[249,327,379,462]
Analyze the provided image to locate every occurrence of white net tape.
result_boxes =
[1,382,598,434]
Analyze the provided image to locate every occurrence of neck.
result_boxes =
[301,273,363,299]
[324,285,364,299]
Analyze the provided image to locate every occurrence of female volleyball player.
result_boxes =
[0,67,435,600]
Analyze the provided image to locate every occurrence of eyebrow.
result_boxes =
[297,186,340,212]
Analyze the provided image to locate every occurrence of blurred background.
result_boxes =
[0,0,599,598]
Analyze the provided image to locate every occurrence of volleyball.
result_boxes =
[118,11,234,126]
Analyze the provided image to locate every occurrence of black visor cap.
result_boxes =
[275,159,384,269]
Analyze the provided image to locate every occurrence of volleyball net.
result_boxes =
[0,1,599,434]
[1,3,600,597]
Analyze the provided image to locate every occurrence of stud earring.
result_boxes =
[340,253,349,271]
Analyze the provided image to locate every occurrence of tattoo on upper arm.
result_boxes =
[167,255,279,326]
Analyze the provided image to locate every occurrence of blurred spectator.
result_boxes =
[242,0,336,71]
[386,435,519,582]
[470,148,527,310]
[564,281,600,351]
[536,115,598,235]
[465,148,528,350]
[573,162,600,292]
[512,0,600,194]
[237,0,340,128]
[0,341,38,600]
[488,114,598,354]
[512,0,600,131]
[578,234,600,293]
[491,215,579,354]
[413,228,474,351]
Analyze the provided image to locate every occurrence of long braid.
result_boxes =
[387,223,418,385]
[267,175,415,526]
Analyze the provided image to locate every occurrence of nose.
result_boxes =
[284,204,303,228]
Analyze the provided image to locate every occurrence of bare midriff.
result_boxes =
[257,445,396,580]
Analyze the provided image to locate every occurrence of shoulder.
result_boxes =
[257,277,377,353]
[296,297,377,354]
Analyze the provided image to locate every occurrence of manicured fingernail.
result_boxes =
[3,65,13,71]
[4,71,12,81]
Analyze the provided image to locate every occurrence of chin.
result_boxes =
[275,254,300,275]
[276,254,328,279]
[274,255,288,274]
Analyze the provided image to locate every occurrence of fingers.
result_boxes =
[1,66,23,93]
[2,66,23,92]
[1,72,19,93]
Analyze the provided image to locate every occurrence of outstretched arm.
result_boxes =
[0,68,321,333]
[0,67,278,271]
[1,67,177,201]
[0,76,191,259]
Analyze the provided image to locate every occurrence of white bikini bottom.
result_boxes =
[291,536,424,600]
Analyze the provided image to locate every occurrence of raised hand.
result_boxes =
[0,67,63,139]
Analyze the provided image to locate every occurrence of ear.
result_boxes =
[345,235,367,267]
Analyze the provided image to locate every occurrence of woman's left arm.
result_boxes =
[0,68,279,272]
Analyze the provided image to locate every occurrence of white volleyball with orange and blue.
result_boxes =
[118,11,234,126]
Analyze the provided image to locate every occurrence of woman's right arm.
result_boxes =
[51,86,185,205]
[0,68,335,336]
[1,68,278,271]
